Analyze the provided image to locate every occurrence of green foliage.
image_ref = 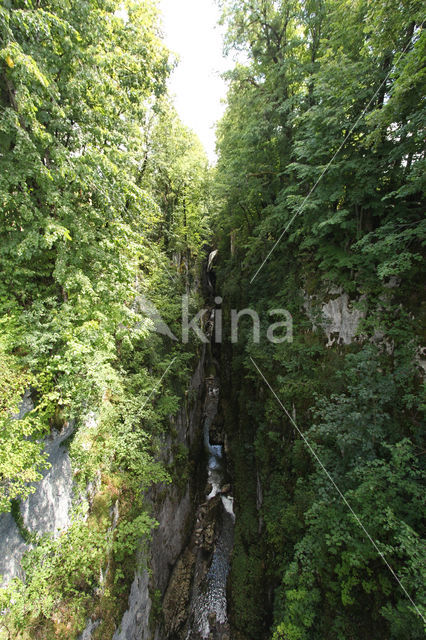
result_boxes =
[0,338,49,511]
[0,0,211,638]
[0,506,108,637]
[228,440,268,638]
[149,587,163,628]
[215,1,425,638]
[168,441,192,493]
[113,513,157,565]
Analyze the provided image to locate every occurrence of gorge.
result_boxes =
[0,1,425,640]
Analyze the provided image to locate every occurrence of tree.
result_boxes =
[214,1,425,637]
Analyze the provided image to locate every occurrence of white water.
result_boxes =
[188,378,234,639]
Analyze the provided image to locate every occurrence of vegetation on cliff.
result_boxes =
[0,1,210,637]
[214,1,425,638]
[0,0,424,639]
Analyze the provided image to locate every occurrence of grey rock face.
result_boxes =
[151,486,192,593]
[304,290,366,346]
[20,424,74,536]
[112,569,151,640]
[113,350,206,640]
[0,512,27,583]
[0,410,74,585]
[78,618,101,640]
[110,486,194,640]
[321,293,366,346]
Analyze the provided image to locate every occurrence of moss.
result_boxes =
[93,556,135,640]
[168,442,192,495]
[11,499,38,545]
[149,588,164,630]
[89,490,113,526]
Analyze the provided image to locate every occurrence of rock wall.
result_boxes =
[0,396,74,585]
[1,351,207,638]
[112,348,207,640]
[111,570,151,640]
[0,512,27,583]
[304,288,366,346]
[20,424,73,535]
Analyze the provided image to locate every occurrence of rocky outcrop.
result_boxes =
[194,496,221,553]
[0,512,27,583]
[0,396,74,585]
[161,493,225,639]
[160,365,234,640]
[112,569,151,640]
[112,340,235,640]
[321,293,366,346]
[112,349,207,640]
[79,619,101,640]
[20,424,73,535]
[162,548,197,637]
[304,289,366,346]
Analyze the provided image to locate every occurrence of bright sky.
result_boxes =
[158,0,229,164]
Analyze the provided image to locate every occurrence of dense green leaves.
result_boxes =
[215,1,425,638]
[0,1,211,638]
[0,338,49,511]
[0,0,424,637]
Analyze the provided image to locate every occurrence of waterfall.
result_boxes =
[185,376,234,640]
[161,253,234,640]
[181,306,234,639]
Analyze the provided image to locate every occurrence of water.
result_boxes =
[193,507,234,638]
[186,377,234,640]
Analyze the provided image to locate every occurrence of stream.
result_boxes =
[185,375,235,640]
[161,259,234,640]
[184,259,235,639]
